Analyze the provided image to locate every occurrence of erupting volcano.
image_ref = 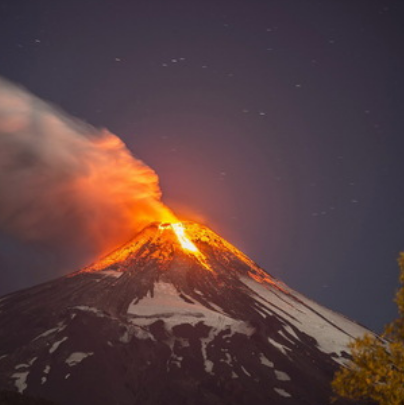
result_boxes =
[0,221,372,405]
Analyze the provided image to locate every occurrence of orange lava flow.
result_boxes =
[159,222,213,271]
[170,223,199,252]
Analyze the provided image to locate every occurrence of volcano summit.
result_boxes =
[0,222,371,404]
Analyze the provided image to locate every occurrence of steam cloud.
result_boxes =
[0,77,176,260]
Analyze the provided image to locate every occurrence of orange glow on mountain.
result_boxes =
[79,221,285,287]
[158,222,213,271]
[164,223,198,252]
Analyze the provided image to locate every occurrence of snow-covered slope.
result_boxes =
[0,222,372,405]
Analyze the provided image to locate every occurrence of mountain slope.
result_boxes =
[0,222,372,404]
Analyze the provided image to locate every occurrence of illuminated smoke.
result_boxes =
[0,77,176,259]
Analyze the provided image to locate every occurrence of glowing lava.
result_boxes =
[158,222,213,271]
[170,223,198,252]
[79,221,283,285]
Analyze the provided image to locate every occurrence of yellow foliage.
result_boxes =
[332,254,404,405]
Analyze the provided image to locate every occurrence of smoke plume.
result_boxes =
[0,77,176,259]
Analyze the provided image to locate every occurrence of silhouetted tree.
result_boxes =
[332,253,404,405]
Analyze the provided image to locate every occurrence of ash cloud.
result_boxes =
[0,77,176,263]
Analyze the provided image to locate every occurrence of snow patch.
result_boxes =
[169,353,183,369]
[242,277,369,362]
[73,306,105,317]
[259,354,274,368]
[15,364,29,370]
[206,301,226,313]
[33,322,66,341]
[274,387,292,398]
[241,366,251,376]
[221,351,232,366]
[49,337,68,354]
[279,330,295,345]
[118,325,153,343]
[66,352,93,366]
[133,326,152,340]
[283,324,300,341]
[29,357,37,365]
[267,337,290,355]
[275,370,291,381]
[201,329,215,374]
[11,371,29,393]
[41,366,50,385]
[128,282,254,335]
[98,270,123,278]
[128,282,206,317]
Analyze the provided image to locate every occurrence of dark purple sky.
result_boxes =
[1,0,404,333]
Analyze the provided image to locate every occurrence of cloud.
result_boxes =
[0,77,176,261]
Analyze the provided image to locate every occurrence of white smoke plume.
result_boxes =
[0,77,176,259]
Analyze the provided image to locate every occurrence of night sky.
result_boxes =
[1,0,404,333]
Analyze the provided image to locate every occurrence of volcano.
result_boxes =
[0,222,371,405]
